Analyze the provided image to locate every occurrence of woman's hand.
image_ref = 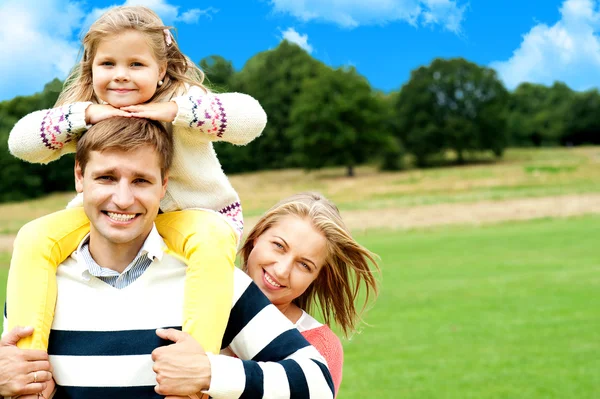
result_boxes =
[120,102,178,123]
[85,104,131,125]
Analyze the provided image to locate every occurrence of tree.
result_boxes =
[377,91,405,171]
[507,82,574,146]
[395,58,509,166]
[199,55,235,91]
[0,79,74,203]
[287,66,388,177]
[563,89,600,145]
[227,40,324,171]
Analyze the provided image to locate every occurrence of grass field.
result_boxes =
[0,146,599,397]
[338,216,600,398]
[1,216,598,398]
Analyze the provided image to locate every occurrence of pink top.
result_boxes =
[296,311,343,397]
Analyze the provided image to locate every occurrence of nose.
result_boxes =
[112,180,135,209]
[272,256,293,281]
[113,65,130,82]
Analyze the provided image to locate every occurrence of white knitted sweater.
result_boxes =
[8,86,267,237]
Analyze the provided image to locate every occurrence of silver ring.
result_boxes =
[34,371,37,383]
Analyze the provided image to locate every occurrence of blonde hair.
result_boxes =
[76,116,174,178]
[241,192,380,338]
[56,6,206,106]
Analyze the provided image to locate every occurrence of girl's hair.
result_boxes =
[241,192,381,338]
[56,6,207,106]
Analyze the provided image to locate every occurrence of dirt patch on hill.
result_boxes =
[247,193,600,233]
[1,193,599,256]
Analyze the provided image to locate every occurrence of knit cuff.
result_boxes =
[172,95,194,128]
[172,85,206,129]
[70,102,94,131]
[204,353,246,398]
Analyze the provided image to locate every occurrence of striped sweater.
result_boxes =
[7,86,267,239]
[4,241,334,398]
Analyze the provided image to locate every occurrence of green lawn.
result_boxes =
[1,216,599,398]
[340,216,599,398]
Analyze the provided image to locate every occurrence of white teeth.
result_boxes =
[265,273,281,288]
[107,212,136,222]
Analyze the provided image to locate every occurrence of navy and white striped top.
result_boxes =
[4,226,334,398]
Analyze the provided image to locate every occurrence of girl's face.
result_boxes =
[247,215,328,308]
[92,30,166,108]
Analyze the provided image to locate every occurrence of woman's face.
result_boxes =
[247,215,328,308]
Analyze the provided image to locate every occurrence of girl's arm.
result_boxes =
[8,103,129,164]
[172,86,267,146]
[8,103,92,164]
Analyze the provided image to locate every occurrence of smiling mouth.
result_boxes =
[264,270,284,288]
[103,211,139,222]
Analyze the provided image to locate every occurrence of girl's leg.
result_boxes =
[7,207,90,350]
[156,210,236,354]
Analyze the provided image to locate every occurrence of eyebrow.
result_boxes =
[91,168,118,177]
[94,54,151,62]
[274,235,317,268]
[91,169,156,181]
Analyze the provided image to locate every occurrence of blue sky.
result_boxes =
[2,0,600,101]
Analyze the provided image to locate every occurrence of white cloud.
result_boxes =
[0,0,83,101]
[491,0,600,90]
[269,0,467,33]
[281,28,313,53]
[0,0,213,101]
[177,7,218,23]
[81,0,212,37]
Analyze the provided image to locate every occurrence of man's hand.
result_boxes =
[120,102,178,123]
[19,377,56,399]
[85,104,131,124]
[152,328,211,397]
[0,327,52,397]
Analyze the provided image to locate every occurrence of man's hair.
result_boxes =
[76,117,174,178]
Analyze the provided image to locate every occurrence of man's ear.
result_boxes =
[74,162,84,193]
[161,173,169,199]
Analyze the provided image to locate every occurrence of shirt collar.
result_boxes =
[75,224,166,279]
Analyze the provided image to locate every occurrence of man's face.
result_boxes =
[75,145,167,252]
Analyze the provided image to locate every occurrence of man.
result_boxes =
[2,117,334,398]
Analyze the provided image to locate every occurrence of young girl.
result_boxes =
[7,5,266,357]
[240,192,381,396]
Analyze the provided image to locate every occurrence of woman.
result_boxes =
[241,192,381,396]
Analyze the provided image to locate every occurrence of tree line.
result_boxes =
[1,40,599,202]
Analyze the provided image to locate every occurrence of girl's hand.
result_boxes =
[85,104,131,125]
[120,102,178,123]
